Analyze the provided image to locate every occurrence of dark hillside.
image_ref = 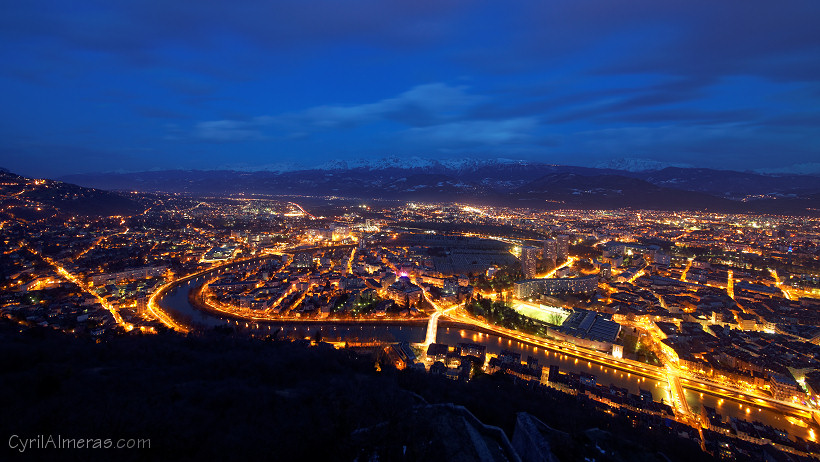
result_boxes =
[0,321,717,462]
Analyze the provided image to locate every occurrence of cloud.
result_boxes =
[596,108,760,126]
[546,77,716,123]
[561,121,819,169]
[4,1,818,87]
[2,1,819,173]
[294,83,484,128]
[404,118,538,146]
[596,1,820,83]
[571,124,760,155]
[186,83,490,141]
[464,1,820,85]
[181,84,540,152]
[0,1,466,57]
[755,113,820,129]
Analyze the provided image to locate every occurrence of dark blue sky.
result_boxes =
[2,1,819,176]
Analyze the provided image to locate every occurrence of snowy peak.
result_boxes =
[317,156,531,171]
[595,157,693,172]
[318,156,436,170]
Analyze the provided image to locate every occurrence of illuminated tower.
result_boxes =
[556,235,570,261]
[520,245,538,279]
[541,239,557,268]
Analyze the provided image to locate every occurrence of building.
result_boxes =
[513,274,598,300]
[292,252,313,268]
[330,224,350,241]
[442,278,460,297]
[541,239,557,268]
[201,245,237,262]
[769,374,801,401]
[380,272,398,289]
[386,276,423,307]
[734,311,757,331]
[307,228,333,240]
[385,342,417,370]
[457,343,486,361]
[90,265,167,286]
[602,253,623,268]
[426,343,450,361]
[556,235,570,261]
[520,245,539,279]
[652,251,671,266]
[599,262,612,279]
[555,308,622,347]
[611,343,623,359]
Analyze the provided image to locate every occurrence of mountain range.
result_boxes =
[55,158,820,215]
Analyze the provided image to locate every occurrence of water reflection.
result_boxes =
[158,277,817,440]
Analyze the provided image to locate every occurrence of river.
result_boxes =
[157,277,818,441]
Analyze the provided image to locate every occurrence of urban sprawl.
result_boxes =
[3,176,820,459]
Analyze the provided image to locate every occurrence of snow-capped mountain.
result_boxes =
[58,156,820,214]
[595,157,694,172]
[317,156,530,171]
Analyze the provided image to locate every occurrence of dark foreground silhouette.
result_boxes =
[1,320,721,462]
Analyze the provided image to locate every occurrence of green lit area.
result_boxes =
[511,302,570,326]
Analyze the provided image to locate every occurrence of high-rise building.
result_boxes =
[541,239,557,268]
[556,235,570,261]
[520,245,539,279]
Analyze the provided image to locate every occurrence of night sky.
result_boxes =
[2,1,819,177]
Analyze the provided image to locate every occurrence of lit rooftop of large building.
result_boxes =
[558,309,621,344]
